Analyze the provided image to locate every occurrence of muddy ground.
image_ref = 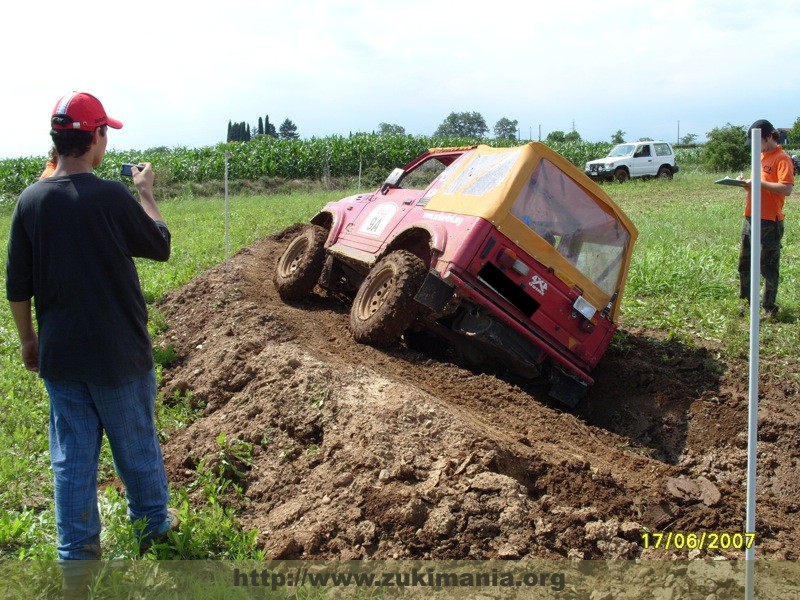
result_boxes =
[156,226,800,564]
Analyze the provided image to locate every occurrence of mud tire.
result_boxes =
[273,225,328,301]
[350,250,427,347]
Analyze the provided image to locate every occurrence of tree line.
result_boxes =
[227,115,299,142]
[225,110,800,173]
[227,110,707,146]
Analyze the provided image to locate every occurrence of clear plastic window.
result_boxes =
[442,150,520,196]
[511,159,629,296]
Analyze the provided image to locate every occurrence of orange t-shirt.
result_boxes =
[744,145,794,221]
[39,161,57,180]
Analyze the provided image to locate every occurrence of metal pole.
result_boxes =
[744,129,761,599]
[224,151,231,271]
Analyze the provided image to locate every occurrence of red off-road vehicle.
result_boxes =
[274,143,638,406]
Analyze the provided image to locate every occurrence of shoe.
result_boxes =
[762,306,779,321]
[138,507,180,555]
[738,299,750,317]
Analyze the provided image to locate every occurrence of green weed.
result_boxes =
[214,433,255,482]
[309,385,330,410]
[152,343,178,368]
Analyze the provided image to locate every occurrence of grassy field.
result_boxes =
[0,170,798,565]
[615,172,799,360]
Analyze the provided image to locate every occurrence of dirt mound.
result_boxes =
[157,227,800,560]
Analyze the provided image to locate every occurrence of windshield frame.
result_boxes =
[607,144,635,158]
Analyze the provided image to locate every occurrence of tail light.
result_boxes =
[496,247,530,276]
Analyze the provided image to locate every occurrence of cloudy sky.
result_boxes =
[1,0,798,160]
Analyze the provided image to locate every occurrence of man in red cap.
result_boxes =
[738,119,794,319]
[5,92,178,569]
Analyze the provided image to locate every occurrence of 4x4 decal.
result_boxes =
[528,274,548,296]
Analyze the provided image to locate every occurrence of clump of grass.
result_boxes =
[212,433,255,483]
[309,385,330,409]
[99,474,264,561]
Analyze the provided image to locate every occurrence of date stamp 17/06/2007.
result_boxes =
[642,531,756,552]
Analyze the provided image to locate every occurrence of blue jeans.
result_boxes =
[43,369,170,560]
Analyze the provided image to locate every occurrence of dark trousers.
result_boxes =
[738,218,784,309]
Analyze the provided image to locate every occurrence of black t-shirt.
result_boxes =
[6,173,171,385]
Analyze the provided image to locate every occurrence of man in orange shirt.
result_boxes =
[39,146,58,179]
[738,119,794,319]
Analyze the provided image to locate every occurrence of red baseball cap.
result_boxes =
[51,92,123,131]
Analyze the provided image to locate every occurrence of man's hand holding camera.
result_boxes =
[124,161,163,222]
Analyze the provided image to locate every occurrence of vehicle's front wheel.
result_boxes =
[273,225,328,301]
[350,250,427,347]
[657,166,673,179]
[614,168,630,183]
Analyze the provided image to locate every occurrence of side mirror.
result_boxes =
[381,167,405,194]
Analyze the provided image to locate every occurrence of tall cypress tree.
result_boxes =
[265,115,277,138]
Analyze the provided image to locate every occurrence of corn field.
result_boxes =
[0,135,704,203]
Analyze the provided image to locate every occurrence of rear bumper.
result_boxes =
[441,268,596,386]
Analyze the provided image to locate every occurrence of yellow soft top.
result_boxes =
[424,142,638,321]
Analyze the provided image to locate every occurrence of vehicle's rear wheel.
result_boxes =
[350,250,427,347]
[657,166,673,179]
[614,168,630,183]
[273,225,328,301]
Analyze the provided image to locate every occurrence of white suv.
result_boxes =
[584,141,679,182]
